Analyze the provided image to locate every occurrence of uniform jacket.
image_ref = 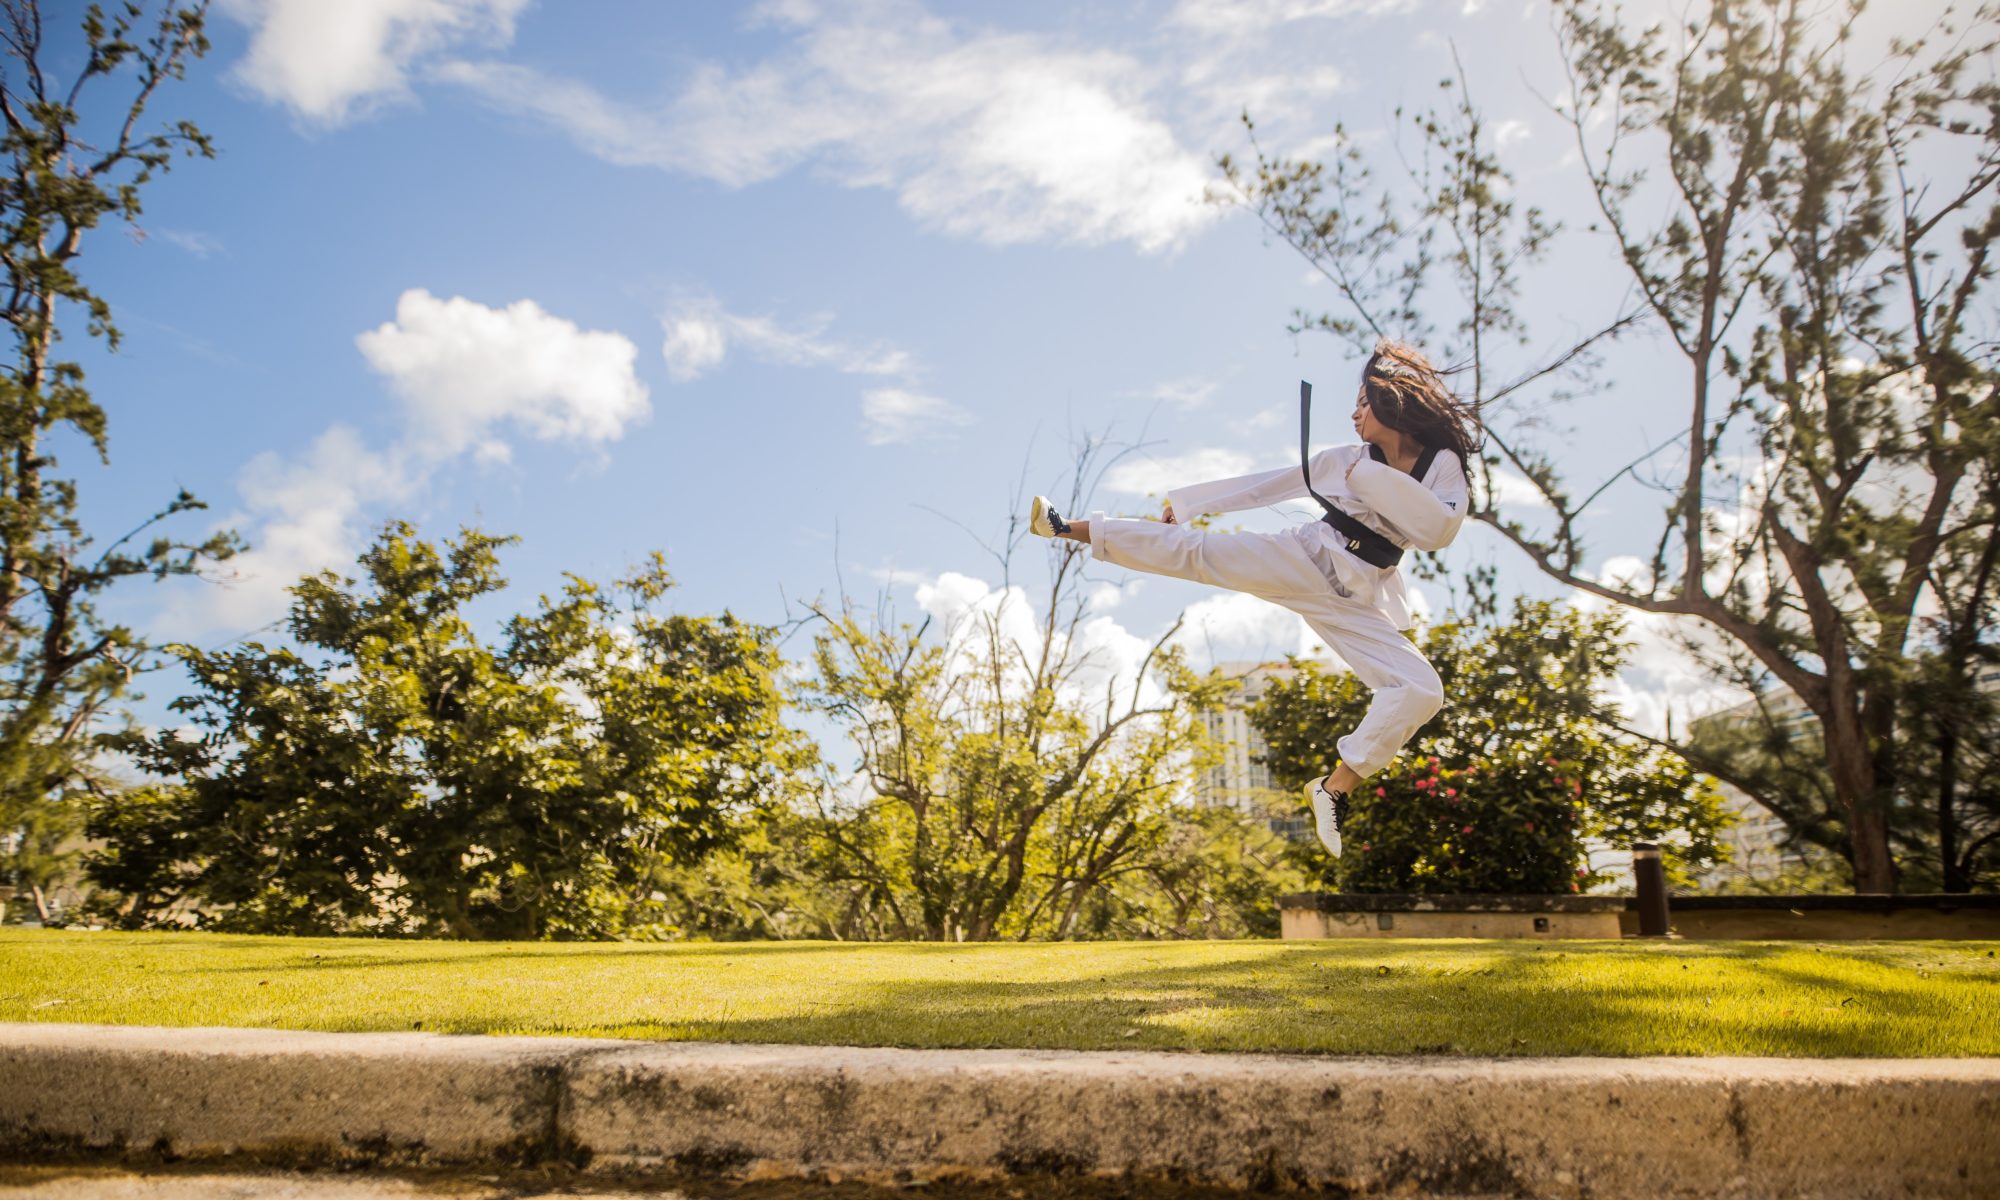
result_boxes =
[1163,444,1470,630]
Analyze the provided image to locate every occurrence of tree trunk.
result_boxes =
[1937,725,1962,893]
[1829,733,1897,892]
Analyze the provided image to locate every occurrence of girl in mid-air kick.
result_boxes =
[1028,341,1480,857]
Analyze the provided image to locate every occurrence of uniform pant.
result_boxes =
[1087,516,1443,778]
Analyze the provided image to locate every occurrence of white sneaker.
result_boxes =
[1306,777,1349,858]
[1028,495,1071,538]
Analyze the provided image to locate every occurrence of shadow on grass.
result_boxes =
[324,942,1998,1058]
[9,932,1995,1057]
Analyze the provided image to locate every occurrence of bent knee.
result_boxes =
[1406,674,1445,721]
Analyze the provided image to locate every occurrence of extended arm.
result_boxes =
[1166,448,1352,518]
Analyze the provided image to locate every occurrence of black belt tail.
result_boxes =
[1299,378,1404,570]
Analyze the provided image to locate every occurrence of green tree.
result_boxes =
[1251,599,1730,893]
[1072,801,1313,939]
[1216,0,1999,893]
[794,592,1231,941]
[1899,467,2000,890]
[0,1,236,918]
[87,524,798,938]
[793,457,1240,941]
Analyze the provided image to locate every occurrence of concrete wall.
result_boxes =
[1622,906,2000,940]
[4,1024,1998,1198]
[1282,907,1625,939]
[1283,893,2000,940]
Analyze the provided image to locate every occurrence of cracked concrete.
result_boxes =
[2,1023,1995,1197]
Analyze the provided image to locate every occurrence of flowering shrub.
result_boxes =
[1249,598,1730,894]
[1335,747,1593,894]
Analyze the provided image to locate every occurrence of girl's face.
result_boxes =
[1352,389,1389,445]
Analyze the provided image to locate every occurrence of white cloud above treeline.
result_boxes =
[860,388,972,445]
[661,301,916,384]
[219,1,1405,253]
[219,0,532,124]
[359,288,650,460]
[659,296,970,446]
[166,290,647,638]
[436,4,1218,252]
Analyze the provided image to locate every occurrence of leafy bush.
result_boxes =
[1252,598,1730,893]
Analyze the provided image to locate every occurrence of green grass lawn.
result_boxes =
[2,929,1995,1057]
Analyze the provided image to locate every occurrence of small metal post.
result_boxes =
[1633,843,1671,936]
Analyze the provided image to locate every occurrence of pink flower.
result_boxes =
[1573,781,1583,797]
[1444,788,1457,798]
[1375,787,1386,798]
[1461,824,1473,834]
[1414,778,1434,792]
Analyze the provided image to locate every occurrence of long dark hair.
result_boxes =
[1360,341,1482,463]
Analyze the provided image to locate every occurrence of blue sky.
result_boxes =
[54,0,1950,742]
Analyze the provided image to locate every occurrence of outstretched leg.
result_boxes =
[1077,512,1338,598]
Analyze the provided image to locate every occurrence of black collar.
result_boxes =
[1368,442,1441,480]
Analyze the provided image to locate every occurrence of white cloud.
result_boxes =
[860,562,936,589]
[1571,554,1744,737]
[161,428,413,638]
[155,229,224,258]
[1484,465,1554,510]
[1135,377,1219,409]
[357,289,649,458]
[912,571,1162,714]
[660,296,953,446]
[1168,0,1416,39]
[661,314,729,383]
[440,4,1218,251]
[1103,449,1259,497]
[221,0,531,124]
[163,291,645,640]
[1085,581,1129,612]
[1169,591,1324,668]
[861,388,973,445]
[661,299,917,383]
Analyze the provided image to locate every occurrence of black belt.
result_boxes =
[1299,379,1407,570]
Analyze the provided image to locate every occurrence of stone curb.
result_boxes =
[2,1024,1996,1197]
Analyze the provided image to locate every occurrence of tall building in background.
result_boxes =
[1192,661,1313,840]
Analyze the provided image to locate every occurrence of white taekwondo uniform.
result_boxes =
[1085,443,1469,779]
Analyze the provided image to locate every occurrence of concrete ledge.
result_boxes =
[2,1024,1997,1198]
[0,1024,619,1166]
[1636,894,2000,940]
[1282,891,2000,940]
[1280,893,1630,913]
[1279,892,1625,939]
